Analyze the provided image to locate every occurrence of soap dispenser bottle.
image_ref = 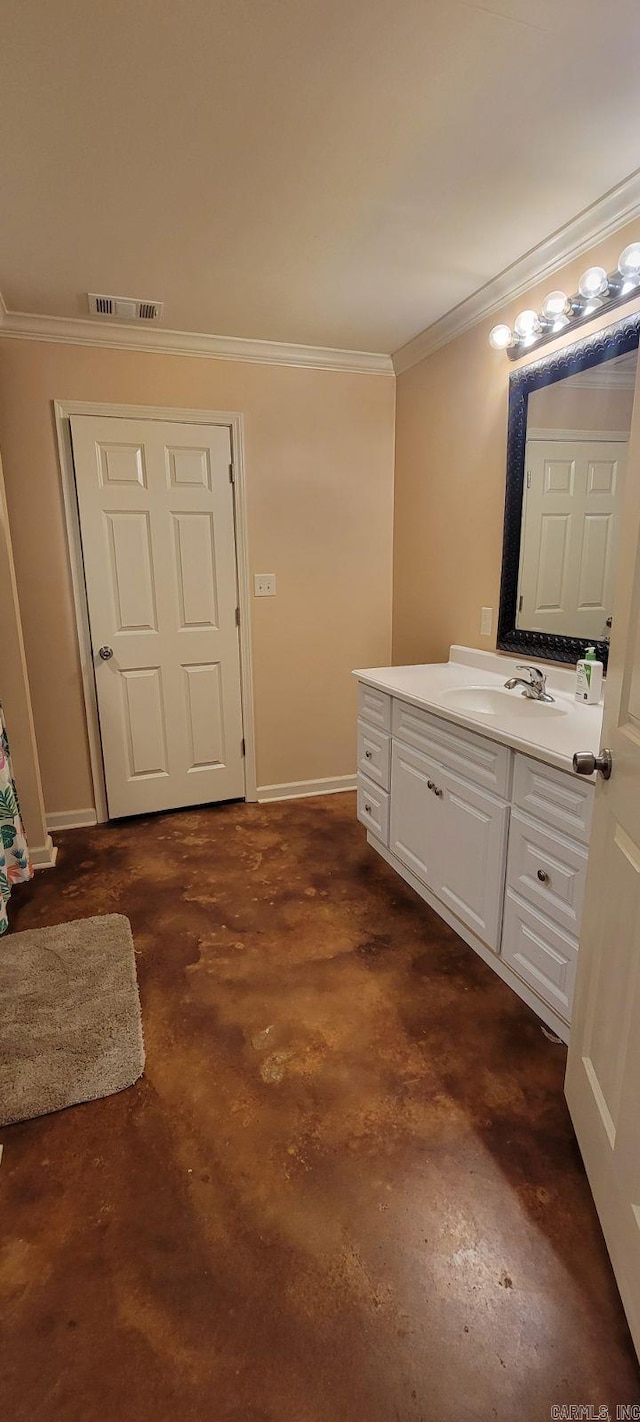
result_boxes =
[575,646,603,704]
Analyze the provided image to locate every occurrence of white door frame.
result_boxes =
[53,400,257,823]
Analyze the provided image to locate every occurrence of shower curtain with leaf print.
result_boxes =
[0,702,32,934]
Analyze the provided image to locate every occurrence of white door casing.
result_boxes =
[518,438,626,639]
[565,366,640,1357]
[70,414,246,819]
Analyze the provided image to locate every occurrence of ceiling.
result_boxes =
[2,0,640,356]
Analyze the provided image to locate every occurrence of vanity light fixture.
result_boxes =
[489,322,515,350]
[513,308,541,340]
[489,238,640,358]
[541,290,572,320]
[578,265,609,300]
[618,242,640,285]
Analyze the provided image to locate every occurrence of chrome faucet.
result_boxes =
[504,664,554,702]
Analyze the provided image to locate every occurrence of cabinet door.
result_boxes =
[433,765,509,952]
[390,741,442,887]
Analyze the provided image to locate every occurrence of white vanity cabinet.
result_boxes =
[500,754,592,1026]
[356,680,594,1042]
[389,721,510,952]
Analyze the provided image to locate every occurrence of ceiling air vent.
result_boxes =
[88,293,164,322]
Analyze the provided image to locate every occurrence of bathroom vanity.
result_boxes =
[354,647,604,1042]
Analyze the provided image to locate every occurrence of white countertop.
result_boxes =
[353,646,604,776]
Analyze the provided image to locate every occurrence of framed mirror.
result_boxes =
[497,312,640,668]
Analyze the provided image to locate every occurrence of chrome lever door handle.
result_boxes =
[98,645,114,661]
[573,748,612,780]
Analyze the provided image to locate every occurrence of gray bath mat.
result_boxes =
[0,914,145,1127]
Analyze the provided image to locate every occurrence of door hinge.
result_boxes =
[518,594,524,611]
[241,738,246,757]
[526,469,532,488]
[229,463,235,484]
[235,606,240,627]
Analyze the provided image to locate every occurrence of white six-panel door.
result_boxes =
[565,367,640,1357]
[70,415,245,818]
[518,438,626,639]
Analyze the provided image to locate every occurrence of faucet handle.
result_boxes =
[516,663,545,686]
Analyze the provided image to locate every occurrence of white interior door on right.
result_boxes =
[70,414,246,820]
[565,361,640,1358]
[518,438,626,639]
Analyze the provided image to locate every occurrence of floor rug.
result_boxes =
[0,913,144,1126]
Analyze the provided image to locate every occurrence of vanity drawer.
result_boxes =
[357,718,391,791]
[506,808,587,936]
[392,699,511,800]
[357,773,390,845]
[358,683,392,733]
[502,890,577,1024]
[513,753,593,846]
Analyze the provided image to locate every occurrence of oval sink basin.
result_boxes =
[438,685,568,718]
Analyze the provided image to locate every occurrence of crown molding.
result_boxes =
[392,168,640,375]
[0,298,393,376]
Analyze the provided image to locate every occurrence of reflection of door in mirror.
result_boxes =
[516,348,637,641]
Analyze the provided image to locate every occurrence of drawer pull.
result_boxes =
[537,868,550,884]
[427,779,444,798]
[364,749,372,759]
[365,802,372,814]
[435,788,443,798]
[427,780,434,790]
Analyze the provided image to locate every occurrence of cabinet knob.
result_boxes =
[435,787,443,798]
[365,803,372,814]
[427,780,434,790]
[365,749,372,759]
[537,868,549,884]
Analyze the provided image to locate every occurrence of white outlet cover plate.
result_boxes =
[254,573,276,597]
[480,606,493,636]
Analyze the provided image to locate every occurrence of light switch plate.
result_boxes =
[254,573,276,597]
[481,606,493,636]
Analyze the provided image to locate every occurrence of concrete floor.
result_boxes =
[1,792,638,1421]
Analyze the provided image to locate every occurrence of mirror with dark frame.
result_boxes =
[497,313,640,670]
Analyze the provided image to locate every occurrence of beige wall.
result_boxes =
[0,340,395,814]
[0,455,49,853]
[392,218,640,665]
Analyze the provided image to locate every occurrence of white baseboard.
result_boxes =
[46,808,98,831]
[257,774,357,804]
[31,834,58,870]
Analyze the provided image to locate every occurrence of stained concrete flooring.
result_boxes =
[1,792,638,1421]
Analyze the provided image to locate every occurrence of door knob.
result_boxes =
[98,645,114,661]
[572,748,612,780]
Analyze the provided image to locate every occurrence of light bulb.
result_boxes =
[514,309,541,340]
[541,290,571,320]
[618,243,640,282]
[489,323,514,350]
[578,266,608,299]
